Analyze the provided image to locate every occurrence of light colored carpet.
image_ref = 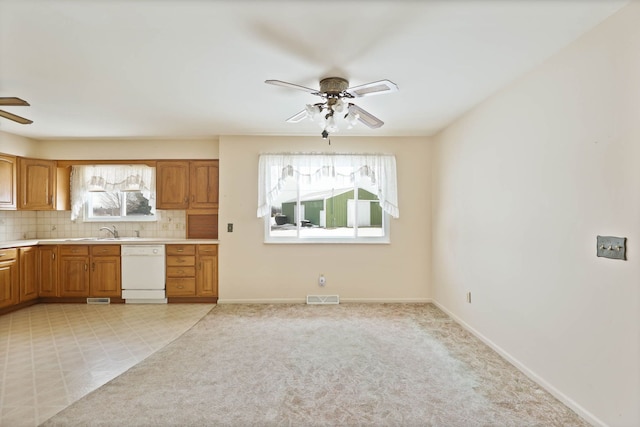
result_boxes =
[42,304,587,426]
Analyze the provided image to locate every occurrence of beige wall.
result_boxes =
[432,3,640,426]
[0,131,40,157]
[35,138,219,160]
[218,135,432,303]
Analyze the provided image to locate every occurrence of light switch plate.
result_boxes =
[597,235,626,260]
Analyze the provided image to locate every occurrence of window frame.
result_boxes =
[260,153,397,244]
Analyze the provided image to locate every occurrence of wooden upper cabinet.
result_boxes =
[156,161,190,209]
[189,160,219,209]
[0,154,17,210]
[156,160,219,210]
[18,157,56,210]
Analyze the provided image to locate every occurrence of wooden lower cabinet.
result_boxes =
[0,248,19,309]
[196,245,218,297]
[89,245,121,298]
[59,245,90,297]
[39,246,58,297]
[19,246,38,302]
[58,245,121,298]
[166,244,196,296]
[166,244,217,299]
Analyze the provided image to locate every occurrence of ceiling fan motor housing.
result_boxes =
[320,77,349,96]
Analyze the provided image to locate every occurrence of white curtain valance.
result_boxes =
[70,165,156,220]
[257,153,399,219]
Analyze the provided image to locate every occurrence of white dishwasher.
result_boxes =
[121,245,166,303]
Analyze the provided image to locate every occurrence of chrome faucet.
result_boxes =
[99,225,119,239]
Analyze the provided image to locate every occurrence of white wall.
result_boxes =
[432,3,640,426]
[218,135,432,303]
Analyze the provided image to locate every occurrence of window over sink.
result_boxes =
[70,165,157,222]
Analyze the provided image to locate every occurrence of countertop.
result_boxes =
[0,238,219,249]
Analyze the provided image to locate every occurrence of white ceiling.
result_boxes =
[0,0,628,140]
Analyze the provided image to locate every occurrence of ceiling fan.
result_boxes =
[265,77,398,139]
[0,97,33,124]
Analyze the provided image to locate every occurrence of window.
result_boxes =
[70,165,157,222]
[258,154,399,243]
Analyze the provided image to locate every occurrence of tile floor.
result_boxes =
[0,303,214,427]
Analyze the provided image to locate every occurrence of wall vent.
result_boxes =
[306,295,339,305]
[87,297,110,304]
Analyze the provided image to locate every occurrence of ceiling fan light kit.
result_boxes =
[266,77,397,140]
[0,97,33,124]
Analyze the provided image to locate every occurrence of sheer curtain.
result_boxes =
[257,153,399,218]
[70,165,156,220]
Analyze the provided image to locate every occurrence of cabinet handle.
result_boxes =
[176,249,184,252]
[184,197,188,203]
[177,285,184,289]
[0,253,5,258]
[198,262,202,270]
[84,264,88,271]
[52,253,55,260]
[92,262,95,271]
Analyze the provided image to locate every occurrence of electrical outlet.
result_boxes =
[161,223,169,230]
[466,292,472,304]
[318,275,326,287]
[227,223,233,232]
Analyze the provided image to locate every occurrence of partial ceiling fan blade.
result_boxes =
[265,80,319,95]
[349,104,384,129]
[0,97,30,106]
[286,110,308,123]
[347,79,398,97]
[0,109,33,124]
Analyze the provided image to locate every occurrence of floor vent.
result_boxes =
[306,295,339,305]
[86,297,110,304]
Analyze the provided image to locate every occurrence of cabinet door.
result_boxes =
[59,256,90,297]
[0,257,18,309]
[156,161,189,209]
[196,245,217,297]
[18,157,56,210]
[189,160,219,209]
[19,246,38,302]
[0,154,17,210]
[90,256,121,297]
[39,246,59,297]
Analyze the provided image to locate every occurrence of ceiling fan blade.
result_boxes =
[0,109,33,124]
[0,97,30,106]
[285,110,308,123]
[349,104,384,129]
[347,79,398,97]
[265,80,319,95]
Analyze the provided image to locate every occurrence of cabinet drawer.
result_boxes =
[166,278,196,296]
[166,266,196,277]
[91,245,121,256]
[166,255,195,267]
[0,248,17,260]
[197,245,217,255]
[59,245,89,256]
[166,245,195,256]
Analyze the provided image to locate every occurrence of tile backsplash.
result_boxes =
[0,210,186,242]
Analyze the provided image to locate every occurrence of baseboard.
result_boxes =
[432,300,606,427]
[217,298,306,304]
[340,297,433,304]
[218,298,433,305]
